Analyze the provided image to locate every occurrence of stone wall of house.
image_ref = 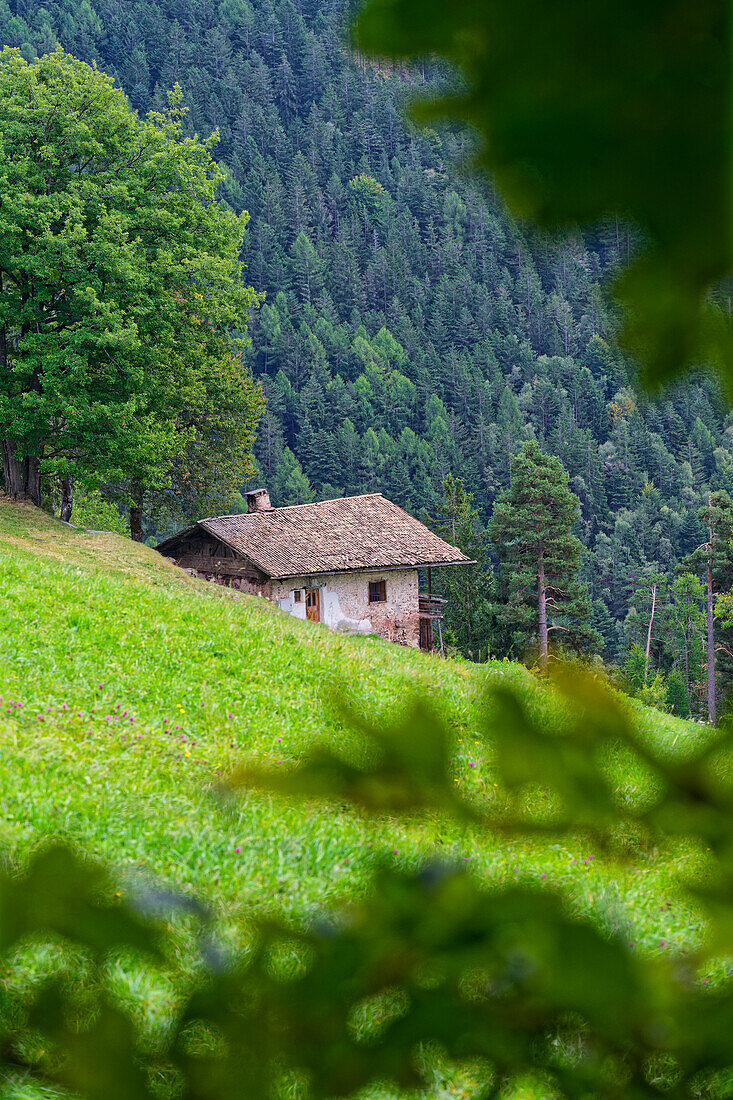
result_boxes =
[270,569,421,647]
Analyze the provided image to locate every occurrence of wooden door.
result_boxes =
[305,588,320,622]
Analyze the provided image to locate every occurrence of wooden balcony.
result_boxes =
[418,593,446,653]
[418,593,447,619]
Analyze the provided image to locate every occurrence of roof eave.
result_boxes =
[155,523,201,553]
[155,521,275,579]
[268,558,477,581]
[198,519,274,578]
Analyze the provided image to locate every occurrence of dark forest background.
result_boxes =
[1,0,730,682]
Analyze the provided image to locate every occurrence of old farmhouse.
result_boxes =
[156,490,474,651]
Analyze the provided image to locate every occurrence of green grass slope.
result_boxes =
[0,500,702,953]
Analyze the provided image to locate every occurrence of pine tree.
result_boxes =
[684,491,733,722]
[290,231,324,304]
[622,644,647,694]
[669,573,705,706]
[666,668,691,719]
[489,441,595,667]
[429,474,495,661]
[626,572,668,681]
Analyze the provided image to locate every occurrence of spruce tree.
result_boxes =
[684,491,733,722]
[666,668,691,719]
[669,573,705,706]
[625,572,668,681]
[489,441,595,667]
[430,474,495,661]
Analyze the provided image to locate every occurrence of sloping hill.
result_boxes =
[1,0,731,668]
[0,500,700,950]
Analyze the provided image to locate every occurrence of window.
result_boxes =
[294,590,302,603]
[369,580,386,603]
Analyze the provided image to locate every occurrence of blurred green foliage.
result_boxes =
[354,0,731,388]
[4,671,733,1098]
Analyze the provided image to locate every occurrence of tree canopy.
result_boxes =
[0,47,263,528]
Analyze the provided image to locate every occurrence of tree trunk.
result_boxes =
[129,484,144,542]
[1,439,41,505]
[538,553,548,670]
[683,632,690,699]
[706,495,717,724]
[644,583,657,682]
[707,555,716,724]
[59,476,73,523]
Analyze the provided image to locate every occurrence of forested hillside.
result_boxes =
[3,0,731,682]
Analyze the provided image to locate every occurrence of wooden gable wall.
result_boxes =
[163,528,269,586]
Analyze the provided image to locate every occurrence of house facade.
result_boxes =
[156,490,472,651]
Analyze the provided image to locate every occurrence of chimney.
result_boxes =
[246,488,273,513]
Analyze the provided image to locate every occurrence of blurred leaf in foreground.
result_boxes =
[354,0,732,388]
[228,700,476,818]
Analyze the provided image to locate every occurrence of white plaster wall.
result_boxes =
[271,570,420,646]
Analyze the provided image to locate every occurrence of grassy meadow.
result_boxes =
[0,499,707,967]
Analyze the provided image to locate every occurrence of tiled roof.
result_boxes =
[157,494,473,579]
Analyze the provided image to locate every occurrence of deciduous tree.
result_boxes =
[0,48,261,529]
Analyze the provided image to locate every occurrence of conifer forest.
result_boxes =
[1,0,730,714]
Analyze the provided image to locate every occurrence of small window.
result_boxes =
[369,580,386,603]
[294,590,302,603]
